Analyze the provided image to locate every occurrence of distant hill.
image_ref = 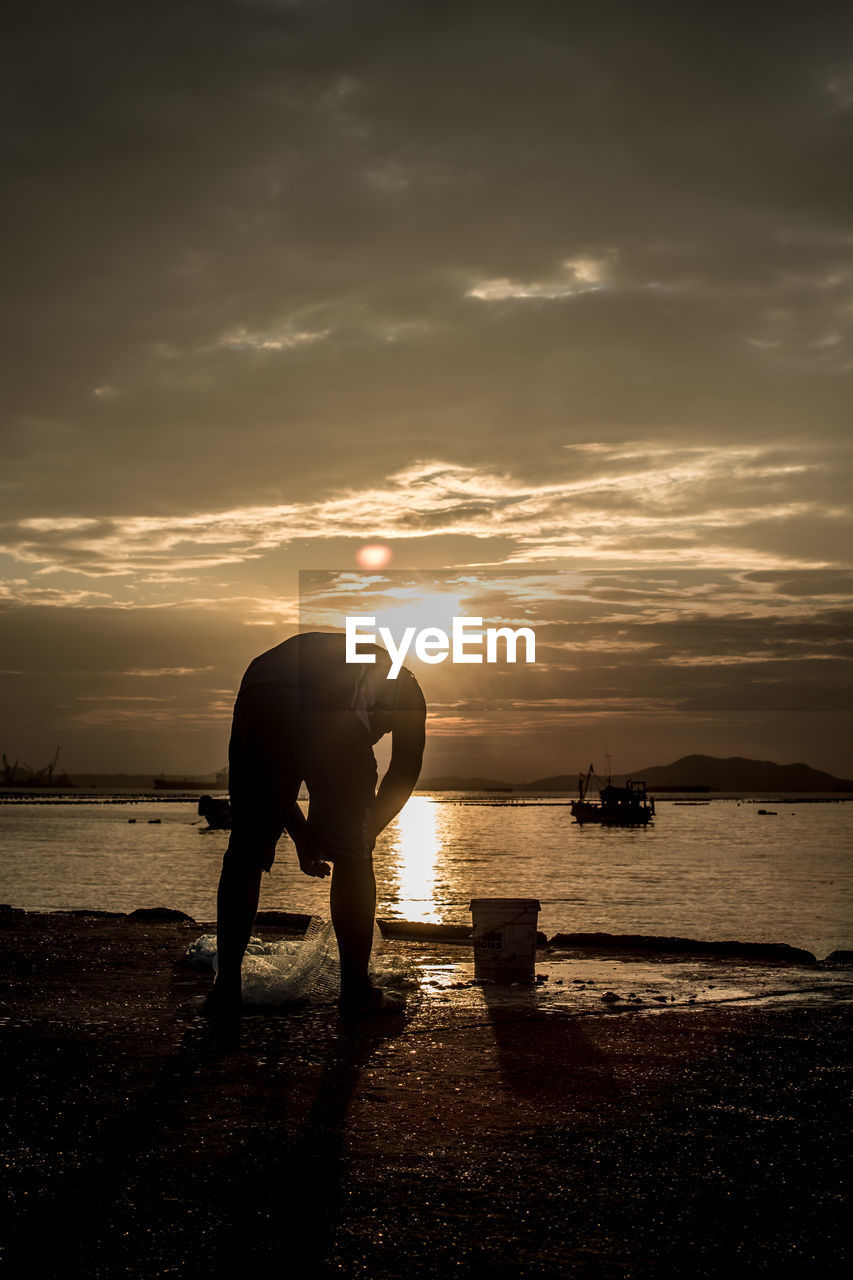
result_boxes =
[423,755,853,793]
[634,755,853,793]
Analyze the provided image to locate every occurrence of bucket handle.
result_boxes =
[474,906,538,928]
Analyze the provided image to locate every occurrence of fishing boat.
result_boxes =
[571,763,655,826]
[198,794,231,830]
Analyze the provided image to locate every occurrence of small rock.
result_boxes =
[600,991,622,1002]
[128,907,195,922]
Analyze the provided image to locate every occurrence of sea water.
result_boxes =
[0,793,851,959]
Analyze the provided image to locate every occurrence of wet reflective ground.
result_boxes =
[2,912,850,1278]
[410,946,853,1015]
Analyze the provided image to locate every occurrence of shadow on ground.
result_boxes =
[1,913,850,1278]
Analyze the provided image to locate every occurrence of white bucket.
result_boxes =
[469,898,541,983]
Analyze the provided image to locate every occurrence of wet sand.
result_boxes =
[1,909,850,1278]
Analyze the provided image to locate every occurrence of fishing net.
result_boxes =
[187,917,414,1006]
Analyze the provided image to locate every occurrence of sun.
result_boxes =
[356,543,393,569]
[369,585,471,639]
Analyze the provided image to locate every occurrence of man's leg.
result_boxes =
[206,685,301,1017]
[329,857,376,1003]
[304,709,401,1013]
[211,852,264,1002]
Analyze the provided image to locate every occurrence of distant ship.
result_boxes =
[571,763,655,827]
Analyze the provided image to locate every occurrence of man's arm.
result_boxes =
[373,681,426,837]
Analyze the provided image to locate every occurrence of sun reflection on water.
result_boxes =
[384,796,442,923]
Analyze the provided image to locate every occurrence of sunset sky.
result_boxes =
[2,1,852,778]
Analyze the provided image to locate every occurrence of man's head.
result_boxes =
[371,666,427,753]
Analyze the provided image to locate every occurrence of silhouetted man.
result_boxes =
[205,631,426,1019]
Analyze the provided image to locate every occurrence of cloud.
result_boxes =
[1,566,850,773]
[0,580,114,608]
[122,666,214,678]
[3,2,852,773]
[3,1,851,528]
[0,443,849,596]
[466,255,613,301]
[71,702,232,730]
[824,65,853,112]
[215,325,332,352]
[659,651,848,667]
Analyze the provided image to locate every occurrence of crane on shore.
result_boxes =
[1,748,74,788]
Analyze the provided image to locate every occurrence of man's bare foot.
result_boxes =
[339,982,405,1018]
[202,980,242,1022]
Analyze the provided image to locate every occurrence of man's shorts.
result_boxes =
[225,684,378,872]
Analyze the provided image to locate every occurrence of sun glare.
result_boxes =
[356,543,393,569]
[369,586,469,638]
[386,796,442,924]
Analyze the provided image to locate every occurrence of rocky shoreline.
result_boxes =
[5,901,848,964]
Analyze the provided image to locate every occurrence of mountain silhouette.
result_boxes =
[633,754,853,792]
[423,755,853,793]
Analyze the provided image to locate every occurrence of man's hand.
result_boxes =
[284,803,331,877]
[297,847,331,879]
